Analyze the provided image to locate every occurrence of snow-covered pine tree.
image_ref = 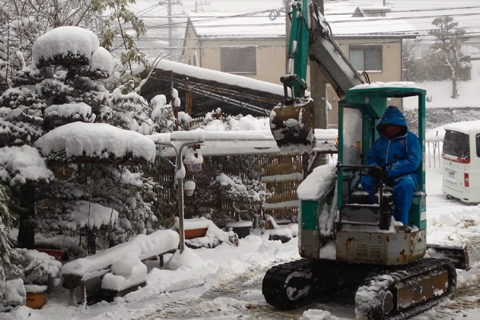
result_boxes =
[106,84,154,134]
[0,0,103,92]
[0,26,158,251]
[429,15,468,99]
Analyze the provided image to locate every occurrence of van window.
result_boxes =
[477,133,480,157]
[443,130,470,161]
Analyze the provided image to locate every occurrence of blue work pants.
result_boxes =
[360,175,417,225]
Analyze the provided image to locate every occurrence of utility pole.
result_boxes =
[285,0,292,71]
[168,0,172,50]
[159,0,181,57]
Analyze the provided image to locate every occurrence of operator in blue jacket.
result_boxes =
[361,105,422,226]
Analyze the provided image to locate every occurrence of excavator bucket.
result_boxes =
[426,242,470,270]
[269,98,315,153]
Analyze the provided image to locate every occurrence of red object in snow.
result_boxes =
[37,249,64,261]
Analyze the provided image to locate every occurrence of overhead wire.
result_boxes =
[102,3,480,53]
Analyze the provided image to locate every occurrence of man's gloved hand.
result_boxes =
[369,166,386,180]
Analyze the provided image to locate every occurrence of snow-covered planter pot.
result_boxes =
[24,284,48,309]
[2,250,62,310]
[11,248,63,287]
[226,221,253,239]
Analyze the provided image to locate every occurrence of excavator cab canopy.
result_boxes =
[337,84,427,227]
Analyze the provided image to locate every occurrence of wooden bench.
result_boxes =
[62,248,176,305]
[61,230,179,306]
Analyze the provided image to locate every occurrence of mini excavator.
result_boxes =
[263,1,470,319]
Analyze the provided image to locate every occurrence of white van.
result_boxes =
[442,120,480,203]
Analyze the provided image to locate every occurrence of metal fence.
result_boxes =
[426,141,443,168]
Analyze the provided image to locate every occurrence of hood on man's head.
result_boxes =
[376,105,407,137]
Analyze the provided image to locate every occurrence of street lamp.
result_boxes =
[156,140,203,254]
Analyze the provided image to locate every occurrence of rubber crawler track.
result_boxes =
[262,258,456,319]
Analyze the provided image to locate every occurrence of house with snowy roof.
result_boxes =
[181,11,418,126]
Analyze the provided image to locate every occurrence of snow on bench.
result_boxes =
[265,214,298,243]
[173,217,237,248]
[62,229,179,305]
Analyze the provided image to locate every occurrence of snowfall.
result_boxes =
[3,0,480,319]
[3,77,480,320]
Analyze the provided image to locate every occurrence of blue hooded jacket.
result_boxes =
[367,105,421,181]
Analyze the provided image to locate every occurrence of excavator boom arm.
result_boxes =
[271,0,364,152]
[308,6,364,97]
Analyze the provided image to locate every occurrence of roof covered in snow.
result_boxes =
[443,120,480,134]
[188,11,285,39]
[187,11,418,39]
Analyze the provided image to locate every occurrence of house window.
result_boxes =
[221,46,257,74]
[349,45,382,71]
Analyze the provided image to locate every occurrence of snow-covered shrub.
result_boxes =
[150,94,175,133]
[8,248,62,286]
[32,26,100,69]
[212,173,267,220]
[0,279,26,312]
[0,184,14,299]
[43,102,96,130]
[107,86,154,134]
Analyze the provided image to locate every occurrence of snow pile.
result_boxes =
[0,145,53,185]
[62,230,179,276]
[0,279,26,312]
[44,102,95,123]
[24,284,47,294]
[101,253,147,291]
[32,26,113,77]
[352,81,423,90]
[63,200,118,230]
[264,214,298,241]
[300,309,341,320]
[89,47,114,77]
[173,217,236,248]
[147,58,285,97]
[12,248,63,284]
[32,26,99,67]
[34,122,157,162]
[297,164,337,200]
[163,247,205,270]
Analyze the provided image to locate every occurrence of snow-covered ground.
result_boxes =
[3,161,480,320]
[404,61,480,110]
